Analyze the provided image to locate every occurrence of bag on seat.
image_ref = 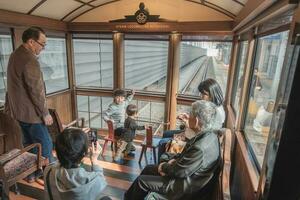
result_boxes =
[165,133,186,154]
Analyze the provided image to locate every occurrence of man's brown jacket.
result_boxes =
[5,45,48,123]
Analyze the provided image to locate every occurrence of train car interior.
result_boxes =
[0,0,300,199]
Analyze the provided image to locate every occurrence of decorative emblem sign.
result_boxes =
[135,2,149,25]
[110,2,167,25]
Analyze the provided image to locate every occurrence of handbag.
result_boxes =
[166,133,186,154]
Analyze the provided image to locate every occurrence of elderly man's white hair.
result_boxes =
[190,100,217,132]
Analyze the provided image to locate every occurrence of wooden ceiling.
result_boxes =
[0,0,247,22]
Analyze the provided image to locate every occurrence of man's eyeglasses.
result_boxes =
[34,40,46,49]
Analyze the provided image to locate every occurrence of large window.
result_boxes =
[77,95,113,129]
[77,95,165,132]
[125,36,168,93]
[73,34,113,88]
[178,41,231,96]
[130,99,165,132]
[232,41,248,116]
[176,104,191,115]
[40,37,69,94]
[244,31,289,167]
[0,33,13,105]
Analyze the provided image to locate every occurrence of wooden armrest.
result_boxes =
[0,133,7,138]
[65,117,85,128]
[0,143,42,169]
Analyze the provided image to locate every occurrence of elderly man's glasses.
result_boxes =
[34,40,46,49]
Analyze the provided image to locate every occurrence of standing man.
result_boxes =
[4,26,54,165]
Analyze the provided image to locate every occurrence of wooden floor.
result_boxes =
[9,139,156,200]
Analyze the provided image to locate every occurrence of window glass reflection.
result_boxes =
[125,40,168,93]
[74,39,113,88]
[232,41,248,116]
[178,41,231,96]
[0,34,13,105]
[77,95,112,129]
[244,31,289,167]
[135,100,165,133]
[40,37,69,94]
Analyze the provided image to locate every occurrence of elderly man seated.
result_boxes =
[124,100,221,200]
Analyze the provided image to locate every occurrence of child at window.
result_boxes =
[103,89,135,136]
[115,104,147,160]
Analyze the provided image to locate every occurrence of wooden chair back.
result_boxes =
[107,120,115,140]
[48,109,85,143]
[146,126,153,146]
[101,120,117,156]
[48,109,64,141]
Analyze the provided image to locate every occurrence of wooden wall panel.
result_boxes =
[231,132,258,200]
[165,33,181,130]
[0,91,72,153]
[68,21,233,34]
[47,91,73,125]
[0,109,23,152]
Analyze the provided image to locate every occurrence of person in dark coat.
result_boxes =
[124,100,221,200]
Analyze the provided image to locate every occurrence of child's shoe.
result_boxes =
[130,145,136,152]
[124,152,135,157]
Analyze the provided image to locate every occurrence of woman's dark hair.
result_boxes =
[198,78,224,106]
[126,104,138,116]
[22,26,45,43]
[113,89,127,97]
[55,128,88,169]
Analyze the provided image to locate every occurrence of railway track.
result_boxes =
[80,56,215,128]
[179,56,212,95]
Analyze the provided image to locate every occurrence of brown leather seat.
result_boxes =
[0,110,47,199]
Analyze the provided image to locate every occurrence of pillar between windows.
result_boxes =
[165,33,181,130]
[113,32,124,89]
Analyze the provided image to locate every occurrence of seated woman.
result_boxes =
[197,78,225,128]
[158,78,225,158]
[44,128,109,200]
[124,100,221,200]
